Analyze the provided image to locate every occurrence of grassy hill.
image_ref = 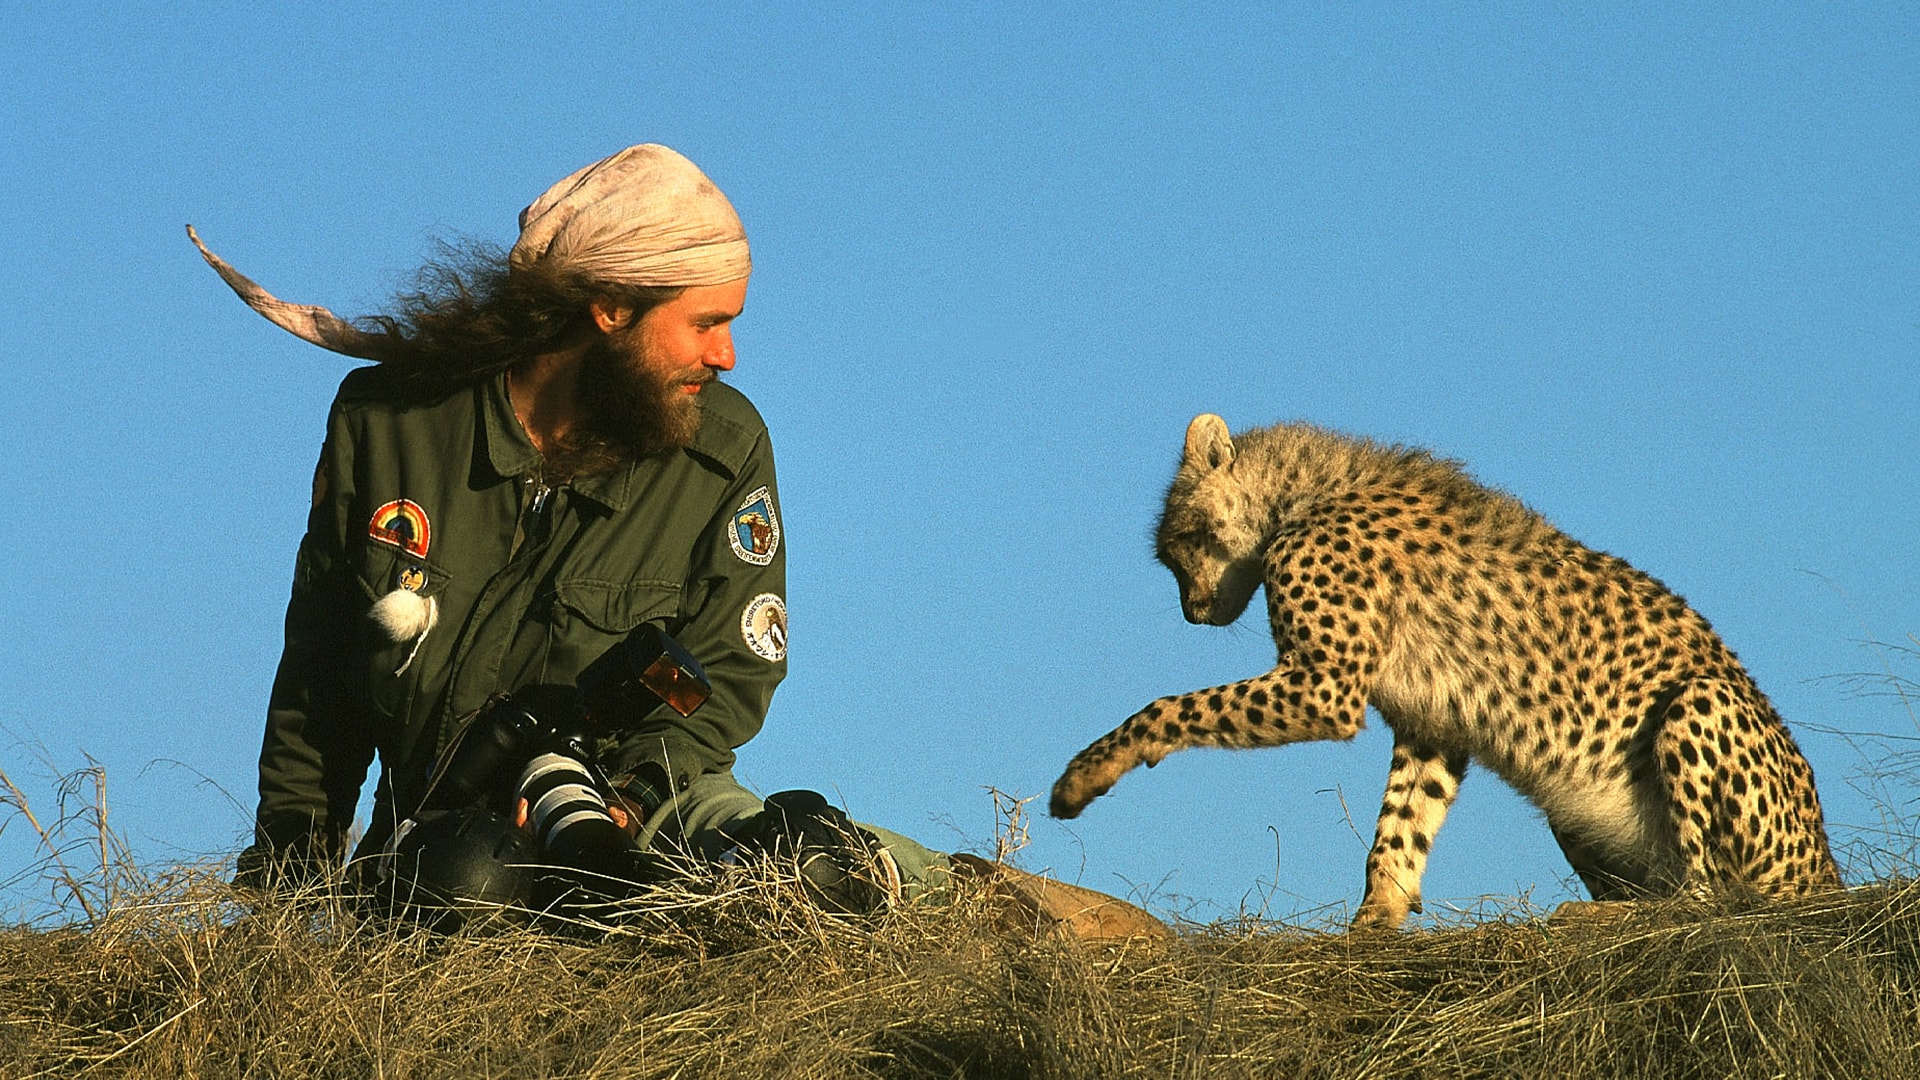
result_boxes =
[5,856,1920,1079]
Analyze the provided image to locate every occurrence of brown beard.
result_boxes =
[540,326,705,481]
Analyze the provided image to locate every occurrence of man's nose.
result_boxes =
[705,329,736,371]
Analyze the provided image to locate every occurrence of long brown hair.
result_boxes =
[360,239,683,399]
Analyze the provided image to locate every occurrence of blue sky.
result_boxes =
[2,4,1915,923]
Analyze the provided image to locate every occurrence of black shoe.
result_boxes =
[737,790,900,916]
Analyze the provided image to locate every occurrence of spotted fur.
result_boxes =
[1050,414,1841,929]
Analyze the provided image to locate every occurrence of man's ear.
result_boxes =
[589,297,636,334]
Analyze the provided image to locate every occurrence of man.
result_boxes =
[196,144,1163,937]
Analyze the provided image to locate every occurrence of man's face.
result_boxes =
[633,277,748,393]
[571,277,749,464]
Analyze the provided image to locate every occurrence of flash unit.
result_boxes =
[581,623,712,720]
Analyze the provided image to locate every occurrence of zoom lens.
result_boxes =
[516,753,636,875]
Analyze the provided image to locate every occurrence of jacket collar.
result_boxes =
[480,371,541,481]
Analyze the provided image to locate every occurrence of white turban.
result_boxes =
[189,143,750,358]
[511,144,750,286]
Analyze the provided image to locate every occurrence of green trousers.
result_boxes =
[634,769,951,902]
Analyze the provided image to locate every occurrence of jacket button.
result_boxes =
[676,772,690,792]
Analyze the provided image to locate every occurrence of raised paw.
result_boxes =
[1048,759,1114,819]
[1052,703,1185,818]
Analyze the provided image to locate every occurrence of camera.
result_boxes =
[376,624,710,921]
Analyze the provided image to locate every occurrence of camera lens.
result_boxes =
[516,753,632,869]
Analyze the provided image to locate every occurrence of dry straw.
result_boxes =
[6,764,1920,1078]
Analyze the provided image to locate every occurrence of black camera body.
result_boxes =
[378,624,710,920]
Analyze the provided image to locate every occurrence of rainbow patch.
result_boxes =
[369,499,431,557]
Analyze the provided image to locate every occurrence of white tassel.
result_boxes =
[369,589,438,675]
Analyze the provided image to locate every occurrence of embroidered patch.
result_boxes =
[395,565,427,592]
[727,486,781,566]
[369,499,431,558]
[740,593,788,663]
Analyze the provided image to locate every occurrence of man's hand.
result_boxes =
[233,832,343,897]
[604,762,673,836]
[604,790,648,836]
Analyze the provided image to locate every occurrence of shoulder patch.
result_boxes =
[311,452,328,509]
[369,498,431,558]
[727,486,781,566]
[740,593,788,663]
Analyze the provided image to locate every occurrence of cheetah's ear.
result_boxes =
[1183,414,1235,472]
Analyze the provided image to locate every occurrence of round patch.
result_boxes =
[395,565,427,592]
[727,486,781,566]
[369,498,431,558]
[740,593,788,663]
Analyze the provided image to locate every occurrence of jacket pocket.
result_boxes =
[545,579,683,686]
[353,554,455,720]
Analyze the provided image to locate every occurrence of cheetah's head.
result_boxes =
[1156,414,1265,626]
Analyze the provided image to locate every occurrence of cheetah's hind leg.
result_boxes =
[1648,677,1842,900]
[1548,821,1651,902]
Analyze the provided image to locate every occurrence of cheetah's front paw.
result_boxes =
[1350,895,1417,932]
[1048,757,1116,819]
[1052,703,1184,818]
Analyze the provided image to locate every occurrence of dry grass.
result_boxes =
[9,752,1920,1078]
[5,849,1920,1079]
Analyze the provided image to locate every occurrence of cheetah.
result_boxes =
[1050,414,1841,929]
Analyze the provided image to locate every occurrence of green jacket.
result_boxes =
[253,365,787,861]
